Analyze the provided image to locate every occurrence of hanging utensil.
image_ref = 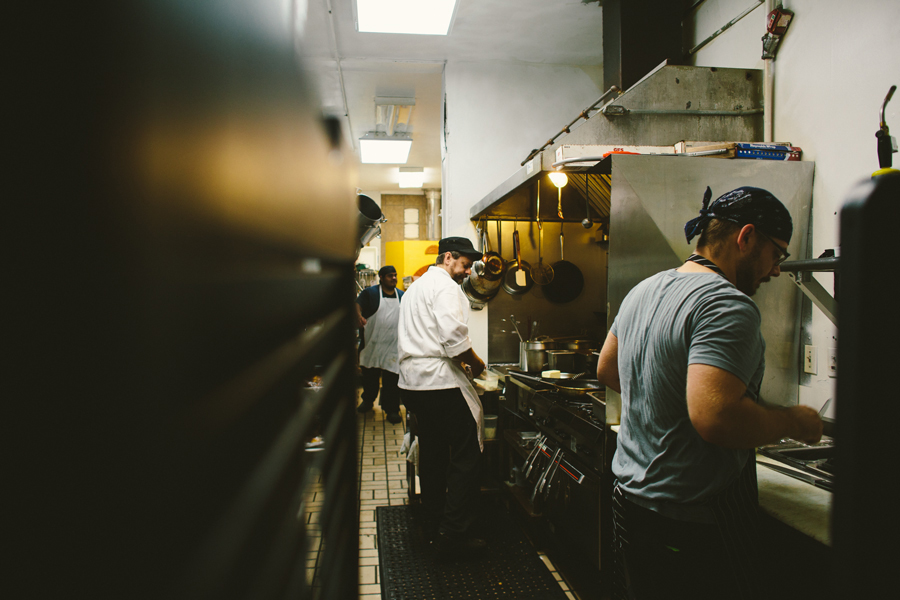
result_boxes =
[504,218,534,295]
[514,222,525,286]
[582,173,592,229]
[509,315,524,342]
[480,220,505,279]
[557,184,563,219]
[531,183,554,285]
[544,222,585,304]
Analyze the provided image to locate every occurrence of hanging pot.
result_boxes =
[462,275,497,307]
[468,260,503,296]
[479,223,506,281]
[543,222,584,304]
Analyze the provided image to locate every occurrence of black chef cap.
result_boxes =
[378,265,397,279]
[684,186,793,244]
[438,236,482,259]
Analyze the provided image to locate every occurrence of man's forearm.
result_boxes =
[454,347,485,378]
[595,332,621,393]
[687,364,822,449]
[694,397,821,449]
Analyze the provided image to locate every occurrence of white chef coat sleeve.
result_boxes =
[433,285,471,358]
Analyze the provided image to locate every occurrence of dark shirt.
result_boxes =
[356,284,403,320]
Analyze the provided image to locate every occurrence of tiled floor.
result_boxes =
[354,403,579,600]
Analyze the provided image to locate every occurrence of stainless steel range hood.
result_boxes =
[470,65,765,224]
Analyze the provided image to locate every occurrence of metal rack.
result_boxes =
[8,2,360,598]
[780,256,839,326]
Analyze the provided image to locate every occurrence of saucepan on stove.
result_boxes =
[543,378,603,397]
[512,370,602,397]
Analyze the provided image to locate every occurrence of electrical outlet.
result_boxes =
[828,348,837,377]
[804,345,817,375]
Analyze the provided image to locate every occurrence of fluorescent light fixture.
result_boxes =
[399,167,424,188]
[375,97,415,135]
[355,0,459,36]
[359,133,412,164]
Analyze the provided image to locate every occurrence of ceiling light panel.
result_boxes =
[359,133,413,164]
[355,0,459,36]
[398,167,424,188]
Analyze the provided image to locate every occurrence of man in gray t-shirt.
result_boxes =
[596,187,822,600]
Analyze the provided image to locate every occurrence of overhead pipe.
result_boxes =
[520,86,621,166]
[763,0,775,142]
[424,189,442,240]
[325,0,355,150]
[687,1,763,56]
[602,106,763,117]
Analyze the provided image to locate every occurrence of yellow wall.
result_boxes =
[384,240,439,290]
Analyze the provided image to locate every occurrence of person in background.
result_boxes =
[595,187,823,600]
[397,237,486,559]
[356,265,403,424]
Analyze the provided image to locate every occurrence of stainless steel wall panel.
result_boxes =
[607,156,814,408]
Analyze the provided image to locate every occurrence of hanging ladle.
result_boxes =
[531,180,554,285]
[582,172,592,229]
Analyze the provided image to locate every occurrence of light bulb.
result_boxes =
[548,172,568,188]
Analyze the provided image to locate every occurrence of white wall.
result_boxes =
[441,61,604,359]
[689,0,900,412]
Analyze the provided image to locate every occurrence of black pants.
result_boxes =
[402,388,481,537]
[360,367,400,414]
[611,485,755,600]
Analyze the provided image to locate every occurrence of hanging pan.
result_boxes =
[543,222,584,304]
[480,220,505,281]
[503,219,534,295]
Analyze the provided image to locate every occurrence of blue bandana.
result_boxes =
[684,186,793,244]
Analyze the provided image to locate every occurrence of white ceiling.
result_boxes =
[298,0,604,193]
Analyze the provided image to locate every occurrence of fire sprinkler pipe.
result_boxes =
[325,0,355,150]
[520,86,621,166]
[764,0,776,142]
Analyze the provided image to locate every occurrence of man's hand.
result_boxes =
[454,348,485,379]
[785,405,824,445]
[357,315,367,328]
[467,356,486,379]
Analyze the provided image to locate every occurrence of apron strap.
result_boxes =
[685,253,728,279]
[706,457,762,600]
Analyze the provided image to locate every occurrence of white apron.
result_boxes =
[358,289,400,374]
[449,360,484,452]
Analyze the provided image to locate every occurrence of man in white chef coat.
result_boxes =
[356,265,403,424]
[397,236,487,558]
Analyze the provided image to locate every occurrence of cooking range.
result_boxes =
[499,368,610,586]
[507,370,606,474]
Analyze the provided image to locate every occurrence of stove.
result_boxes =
[498,368,610,588]
[506,370,606,475]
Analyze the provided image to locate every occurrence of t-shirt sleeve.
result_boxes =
[687,294,763,388]
[356,287,376,319]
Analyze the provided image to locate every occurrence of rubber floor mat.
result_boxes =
[376,504,569,599]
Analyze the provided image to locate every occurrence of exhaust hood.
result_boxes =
[470,65,765,224]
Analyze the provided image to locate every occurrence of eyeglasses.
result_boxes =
[757,230,791,265]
